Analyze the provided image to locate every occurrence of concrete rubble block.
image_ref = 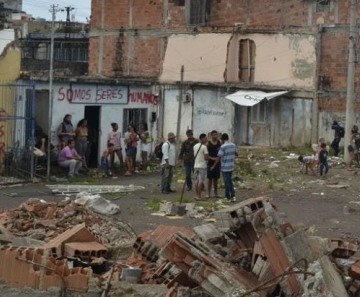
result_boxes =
[329,239,357,259]
[193,224,222,243]
[64,241,107,261]
[213,196,270,231]
[44,223,102,258]
[319,256,349,297]
[160,232,263,297]
[349,260,360,280]
[259,230,301,295]
[282,230,317,266]
[348,201,360,212]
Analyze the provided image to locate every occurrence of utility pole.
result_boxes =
[176,65,184,155]
[63,6,74,60]
[46,5,60,181]
[344,0,357,162]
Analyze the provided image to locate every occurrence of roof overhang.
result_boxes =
[225,90,288,106]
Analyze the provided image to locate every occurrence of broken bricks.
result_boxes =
[0,196,360,297]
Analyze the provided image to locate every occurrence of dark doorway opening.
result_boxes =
[84,106,101,168]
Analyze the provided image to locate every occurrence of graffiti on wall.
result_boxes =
[0,108,6,158]
[129,92,159,105]
[197,109,227,117]
[322,114,360,133]
[56,84,128,104]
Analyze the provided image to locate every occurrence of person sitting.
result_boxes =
[58,140,82,178]
[298,155,317,175]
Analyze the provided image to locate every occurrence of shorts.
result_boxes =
[126,146,136,157]
[207,165,220,179]
[348,145,354,153]
[100,156,109,171]
[141,143,151,154]
[194,168,206,183]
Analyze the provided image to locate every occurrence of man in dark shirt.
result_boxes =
[331,120,342,156]
[179,129,198,191]
[206,130,221,198]
[319,142,329,178]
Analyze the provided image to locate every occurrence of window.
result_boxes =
[251,100,267,123]
[316,0,330,13]
[238,39,256,82]
[123,108,147,135]
[187,0,211,26]
[174,0,185,6]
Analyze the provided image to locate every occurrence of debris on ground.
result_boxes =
[0,195,359,296]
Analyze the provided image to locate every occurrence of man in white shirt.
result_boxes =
[161,132,176,194]
[193,133,209,201]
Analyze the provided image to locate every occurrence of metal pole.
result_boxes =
[176,65,184,155]
[46,5,58,181]
[344,0,357,162]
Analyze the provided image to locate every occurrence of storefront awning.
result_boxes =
[225,90,288,107]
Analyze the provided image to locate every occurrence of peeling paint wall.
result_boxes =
[318,111,353,146]
[227,33,317,89]
[163,88,194,140]
[192,89,233,138]
[163,88,233,141]
[234,97,312,147]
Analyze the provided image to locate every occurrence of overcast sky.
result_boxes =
[23,0,91,22]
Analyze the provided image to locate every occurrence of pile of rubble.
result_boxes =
[118,197,360,297]
[0,197,135,246]
[0,196,360,296]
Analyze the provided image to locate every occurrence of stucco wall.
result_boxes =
[227,33,317,89]
[192,89,233,139]
[34,83,159,162]
[163,89,193,140]
[160,34,231,83]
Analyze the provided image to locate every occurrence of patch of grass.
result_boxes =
[266,178,275,189]
[174,196,192,203]
[147,197,162,211]
[195,200,214,210]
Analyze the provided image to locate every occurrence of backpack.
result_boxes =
[155,141,169,159]
[339,127,345,138]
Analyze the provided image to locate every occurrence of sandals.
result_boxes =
[125,171,132,176]
[194,197,206,201]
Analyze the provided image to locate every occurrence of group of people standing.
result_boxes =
[160,129,238,203]
[57,114,153,178]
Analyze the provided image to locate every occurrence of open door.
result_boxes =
[84,106,101,168]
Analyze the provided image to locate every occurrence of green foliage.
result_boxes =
[147,197,162,211]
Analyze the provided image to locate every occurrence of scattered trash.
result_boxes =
[75,192,121,215]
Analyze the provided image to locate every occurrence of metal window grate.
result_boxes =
[123,108,148,135]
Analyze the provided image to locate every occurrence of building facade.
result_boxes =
[86,0,359,147]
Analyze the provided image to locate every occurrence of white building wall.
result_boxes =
[35,82,158,162]
[163,88,234,142]
[193,89,233,139]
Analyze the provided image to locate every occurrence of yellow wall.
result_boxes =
[0,49,21,161]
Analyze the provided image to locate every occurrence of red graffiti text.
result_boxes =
[57,87,125,103]
[129,92,158,105]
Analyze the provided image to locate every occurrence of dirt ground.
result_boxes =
[0,147,360,295]
[0,147,359,240]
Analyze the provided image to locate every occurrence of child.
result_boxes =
[318,142,329,178]
[298,155,317,175]
[100,143,114,177]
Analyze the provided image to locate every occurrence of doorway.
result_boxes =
[84,106,101,168]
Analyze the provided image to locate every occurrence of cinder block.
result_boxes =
[193,224,222,243]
